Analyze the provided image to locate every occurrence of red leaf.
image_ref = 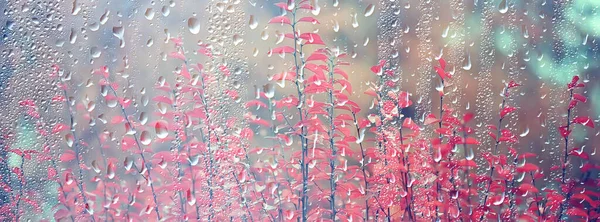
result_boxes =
[424,114,440,125]
[518,183,539,193]
[507,80,521,88]
[573,93,587,103]
[434,66,446,80]
[47,168,57,180]
[306,52,328,61]
[299,33,325,45]
[568,75,580,89]
[516,163,539,173]
[572,116,595,128]
[439,58,446,70]
[463,112,474,123]
[268,16,291,25]
[559,126,571,138]
[60,150,76,162]
[500,106,517,118]
[566,208,588,218]
[465,137,480,145]
[298,17,320,24]
[334,68,348,80]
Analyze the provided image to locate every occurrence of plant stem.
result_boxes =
[557,89,574,221]
[326,58,338,220]
[352,112,370,221]
[62,89,96,222]
[479,87,509,222]
[290,7,309,222]
[104,78,161,220]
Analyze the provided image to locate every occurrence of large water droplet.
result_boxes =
[188,17,200,34]
[155,121,168,139]
[498,0,508,14]
[249,15,258,29]
[364,4,375,17]
[140,131,152,145]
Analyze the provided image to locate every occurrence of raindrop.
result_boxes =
[188,17,200,34]
[364,4,375,17]
[65,133,74,147]
[498,0,508,14]
[249,15,258,29]
[90,47,101,58]
[145,8,155,20]
[462,52,472,70]
[351,13,359,28]
[140,131,152,145]
[155,121,168,139]
[520,127,529,137]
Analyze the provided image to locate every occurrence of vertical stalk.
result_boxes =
[479,87,509,222]
[103,77,162,220]
[290,6,309,221]
[352,112,370,221]
[326,58,337,220]
[61,89,96,222]
[557,89,574,220]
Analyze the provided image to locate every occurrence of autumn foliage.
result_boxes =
[1,1,599,222]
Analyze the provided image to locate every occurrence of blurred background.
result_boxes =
[0,0,599,220]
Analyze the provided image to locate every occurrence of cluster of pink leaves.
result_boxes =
[0,0,598,221]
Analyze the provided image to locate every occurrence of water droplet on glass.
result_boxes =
[188,17,200,34]
[140,131,152,145]
[249,15,258,29]
[498,0,508,14]
[364,4,375,17]
[155,121,168,139]
[145,8,155,20]
[462,52,472,70]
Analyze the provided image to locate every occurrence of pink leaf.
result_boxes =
[298,17,320,24]
[180,63,191,80]
[52,124,69,134]
[168,52,186,61]
[270,46,295,54]
[60,150,76,162]
[153,96,173,105]
[573,116,595,128]
[424,114,440,125]
[299,33,325,45]
[268,16,291,25]
[306,53,328,62]
[111,116,125,124]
